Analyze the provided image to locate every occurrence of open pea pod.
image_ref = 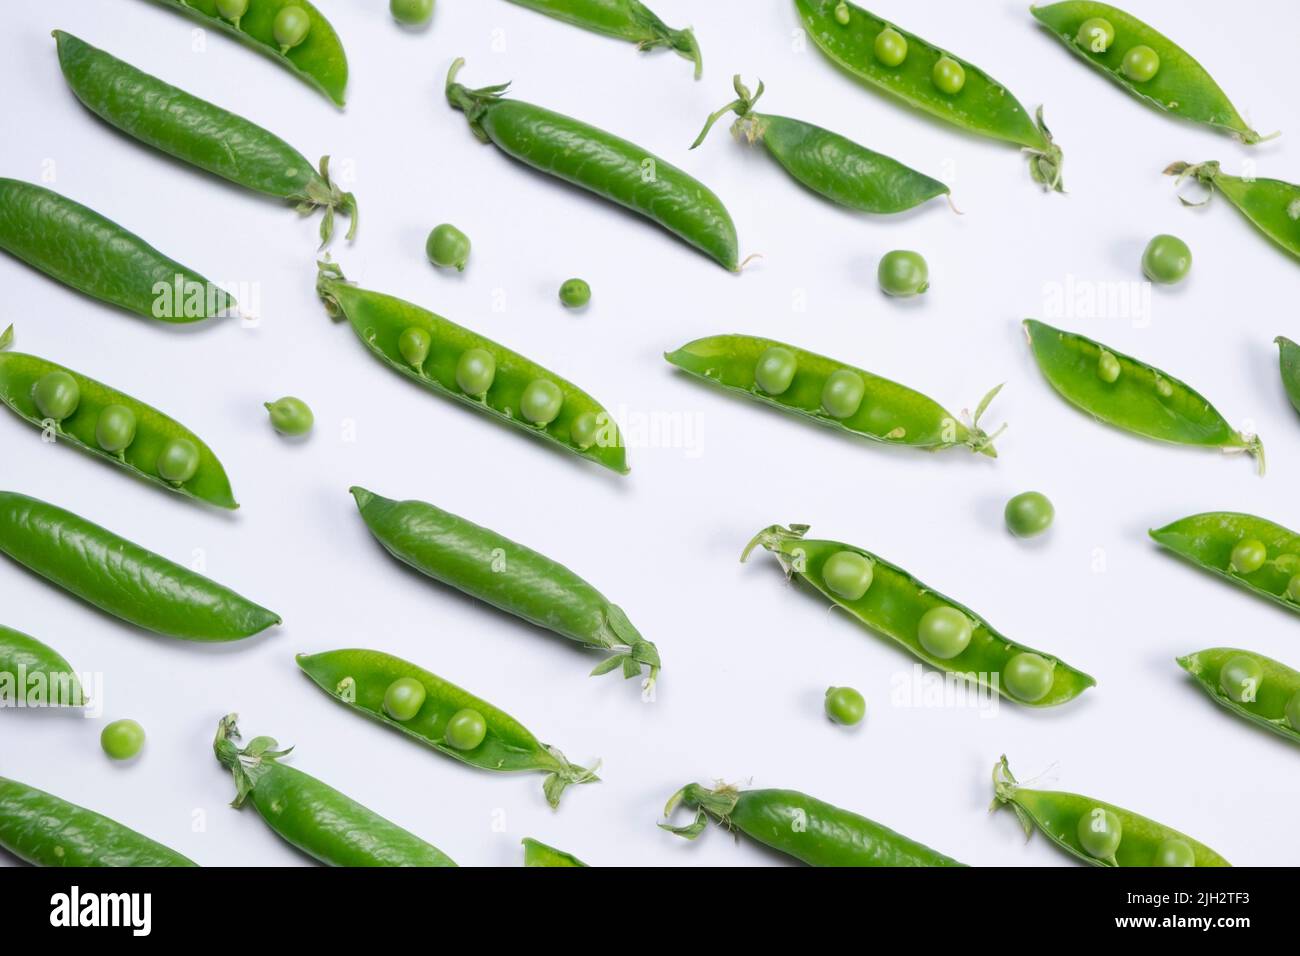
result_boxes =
[1179,648,1300,747]
[0,624,84,708]
[1150,512,1300,615]
[505,0,701,78]
[297,649,597,809]
[992,757,1230,866]
[742,525,1095,706]
[1167,162,1300,263]
[1278,337,1300,416]
[522,837,588,867]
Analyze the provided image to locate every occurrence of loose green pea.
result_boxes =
[399,327,432,370]
[559,278,591,309]
[33,371,80,421]
[456,348,496,397]
[874,27,908,66]
[265,396,314,437]
[391,0,434,26]
[216,0,249,27]
[383,677,427,722]
[824,686,866,726]
[570,411,601,450]
[932,56,966,95]
[1142,235,1192,284]
[1003,652,1055,703]
[917,606,972,660]
[1075,17,1114,52]
[273,6,312,53]
[1121,45,1160,82]
[426,223,471,271]
[822,550,873,601]
[1288,573,1300,602]
[833,2,850,26]
[101,719,145,761]
[95,404,137,454]
[821,369,865,419]
[1077,807,1122,860]
[445,708,487,750]
[754,346,798,396]
[1153,838,1196,867]
[877,250,929,296]
[1219,654,1262,703]
[1230,538,1267,574]
[1005,491,1054,538]
[521,379,564,426]
[1285,689,1300,731]
[157,438,200,483]
[1097,351,1121,383]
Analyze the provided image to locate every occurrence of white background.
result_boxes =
[2,0,1298,867]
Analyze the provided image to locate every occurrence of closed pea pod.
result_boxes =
[1277,336,1300,416]
[0,625,84,708]
[1167,161,1300,262]
[522,837,587,867]
[1179,647,1300,746]
[504,0,701,78]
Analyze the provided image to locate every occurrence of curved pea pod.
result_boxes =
[991,757,1230,867]
[54,32,356,247]
[1024,320,1264,473]
[1278,337,1300,416]
[1178,648,1300,746]
[0,327,237,509]
[794,0,1063,191]
[0,491,279,642]
[213,715,456,867]
[523,837,588,867]
[0,776,196,866]
[0,178,232,323]
[506,0,701,78]
[691,76,951,214]
[297,649,598,809]
[445,59,740,270]
[1167,162,1300,262]
[742,524,1095,707]
[144,0,348,107]
[661,783,964,866]
[0,625,84,708]
[318,263,627,474]
[1149,512,1300,615]
[350,488,659,690]
[666,333,1004,456]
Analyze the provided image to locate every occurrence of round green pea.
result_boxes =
[1153,838,1196,867]
[215,0,249,25]
[1075,16,1114,52]
[265,396,314,437]
[1077,807,1123,860]
[33,371,80,421]
[391,0,434,26]
[822,550,873,601]
[1142,235,1192,284]
[1230,538,1267,574]
[399,327,432,370]
[1122,45,1160,82]
[877,250,929,296]
[1285,689,1300,731]
[1219,654,1263,703]
[1156,377,1174,399]
[833,2,850,26]
[456,348,496,397]
[1003,652,1055,703]
[821,369,865,419]
[383,677,427,722]
[95,404,137,454]
[874,27,908,66]
[445,708,487,750]
[824,686,866,726]
[754,346,798,396]
[157,438,200,484]
[273,6,311,52]
[426,223,470,271]
[1288,573,1300,603]
[521,379,564,426]
[1005,491,1055,538]
[101,719,145,761]
[1097,351,1121,383]
[570,411,601,450]
[932,56,966,94]
[917,606,972,660]
[559,278,591,309]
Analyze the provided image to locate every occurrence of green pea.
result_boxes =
[822,550,873,601]
[833,1,850,26]
[100,719,145,761]
[1097,350,1121,383]
[1142,235,1192,284]
[1219,654,1262,703]
[456,348,496,397]
[754,346,798,396]
[383,677,427,722]
[215,0,249,26]
[1230,538,1267,574]
[33,371,80,421]
[426,223,471,271]
[1121,45,1160,82]
[1156,377,1174,399]
[273,6,312,53]
[95,404,137,453]
[157,438,200,484]
[877,250,929,296]
[824,686,866,726]
[1005,491,1054,538]
[917,606,972,660]
[874,27,908,66]
[932,56,966,95]
[265,396,314,437]
[1153,838,1196,867]
[1075,17,1114,53]
[521,379,564,426]
[559,278,591,309]
[399,327,432,370]
[570,411,600,450]
[821,369,865,419]
[1288,573,1300,603]
[445,708,487,750]
[391,0,435,26]
[1285,689,1300,731]
[1076,807,1122,860]
[1003,652,1055,703]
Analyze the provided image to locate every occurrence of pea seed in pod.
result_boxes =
[273,6,312,53]
[215,0,248,27]
[1075,17,1114,53]
[877,250,928,296]
[1003,652,1055,702]
[265,397,314,437]
[157,438,200,484]
[1121,45,1160,82]
[821,550,873,601]
[754,346,797,396]
[559,278,591,309]
[33,371,79,421]
[521,380,564,426]
[455,348,496,397]
[101,719,145,761]
[1077,807,1123,860]
[917,606,972,660]
[824,686,866,726]
[427,224,470,271]
[392,0,434,26]
[1219,654,1262,703]
[932,56,966,95]
[1097,350,1121,383]
[445,708,487,750]
[95,404,137,454]
[399,327,432,370]
[1230,539,1267,574]
[1005,491,1054,538]
[1153,838,1196,867]
[833,2,850,25]
[874,27,907,66]
[1142,235,1191,284]
[821,369,865,419]
[1287,690,1300,731]
[570,411,600,450]
[1289,574,1300,603]
[383,677,427,722]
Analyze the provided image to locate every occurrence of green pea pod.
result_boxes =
[144,0,348,107]
[692,76,951,214]
[742,525,1095,706]
[445,59,740,270]
[991,757,1230,867]
[297,649,597,809]
[1024,319,1263,473]
[0,178,233,323]
[0,327,237,509]
[213,714,456,866]
[1150,512,1300,615]
[54,31,356,247]
[522,837,588,867]
[1278,336,1300,416]
[1179,648,1300,746]
[0,491,279,642]
[0,776,196,866]
[0,625,84,708]
[318,262,628,474]
[1167,161,1300,262]
[350,488,659,690]
[505,0,701,78]
[794,0,1062,191]
[661,783,963,866]
[666,333,1004,456]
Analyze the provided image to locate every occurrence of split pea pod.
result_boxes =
[0,625,84,708]
[991,757,1230,867]
[1167,162,1300,262]
[1178,647,1300,746]
[1278,336,1300,416]
[743,524,1095,706]
[54,31,356,247]
[661,782,963,866]
[445,58,740,270]
[523,837,588,866]
[505,0,701,78]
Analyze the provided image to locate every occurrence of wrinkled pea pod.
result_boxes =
[0,491,279,642]
[0,776,195,866]
[661,783,964,866]
[743,525,1095,706]
[523,837,588,867]
[297,649,598,809]
[505,0,701,78]
[1025,319,1263,473]
[0,624,84,708]
[1179,647,1300,746]
[144,0,348,107]
[319,263,627,473]
[692,76,952,215]
[213,715,456,866]
[55,32,356,247]
[1278,336,1300,416]
[0,178,232,323]
[1032,2,1271,144]
[1167,161,1300,262]
[992,757,1230,867]
[794,0,1063,191]
[445,58,741,270]
[0,326,238,509]
[666,333,1004,456]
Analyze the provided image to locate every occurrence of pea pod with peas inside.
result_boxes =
[992,756,1230,866]
[794,0,1063,191]
[1024,320,1263,473]
[1149,512,1300,615]
[742,525,1094,706]
[666,334,1004,456]
[1166,162,1300,262]
[0,625,84,708]
[0,327,237,509]
[505,0,702,78]
[297,649,598,809]
[1178,648,1300,746]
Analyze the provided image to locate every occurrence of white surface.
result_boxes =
[1,0,1298,867]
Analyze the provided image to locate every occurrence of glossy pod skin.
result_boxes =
[0,327,237,509]
[213,715,456,866]
[146,0,348,107]
[297,649,597,808]
[506,0,701,78]
[55,32,356,246]
[319,263,627,473]
[661,783,963,866]
[0,178,232,323]
[1167,162,1300,262]
[992,757,1230,867]
[1024,320,1263,473]
[1278,337,1300,416]
[1031,3,1268,143]
[445,59,739,270]
[743,525,1095,707]
[666,334,1004,456]
[0,776,195,866]
[0,491,279,642]
[1179,648,1300,746]
[1150,512,1300,615]
[794,0,1062,190]
[0,624,83,707]
[523,837,588,866]
[351,488,659,689]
